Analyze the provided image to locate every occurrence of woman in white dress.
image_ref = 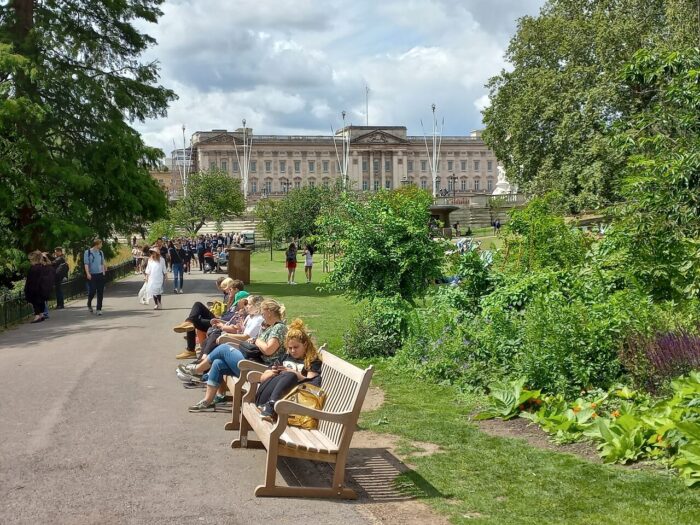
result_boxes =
[145,247,167,310]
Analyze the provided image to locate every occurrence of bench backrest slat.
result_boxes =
[317,349,371,447]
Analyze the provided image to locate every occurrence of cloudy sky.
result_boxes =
[136,0,545,155]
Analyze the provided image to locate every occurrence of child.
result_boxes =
[256,318,321,421]
[303,244,314,283]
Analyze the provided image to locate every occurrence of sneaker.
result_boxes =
[212,394,227,405]
[179,289,184,294]
[290,281,297,285]
[173,321,195,333]
[259,402,275,422]
[188,400,215,412]
[176,369,201,383]
[96,310,102,316]
[177,363,198,374]
[176,349,197,360]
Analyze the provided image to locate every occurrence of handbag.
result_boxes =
[282,383,327,430]
[238,340,263,361]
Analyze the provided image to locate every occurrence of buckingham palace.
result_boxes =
[183,125,500,200]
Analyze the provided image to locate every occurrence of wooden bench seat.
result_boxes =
[231,348,373,499]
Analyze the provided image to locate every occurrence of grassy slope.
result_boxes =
[249,251,700,525]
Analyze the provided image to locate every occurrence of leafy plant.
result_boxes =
[584,415,651,464]
[474,378,541,421]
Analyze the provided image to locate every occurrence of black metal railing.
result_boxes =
[0,260,134,329]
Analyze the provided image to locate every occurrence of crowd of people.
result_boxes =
[171,278,322,419]
[24,234,323,422]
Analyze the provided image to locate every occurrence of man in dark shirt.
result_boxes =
[51,247,69,309]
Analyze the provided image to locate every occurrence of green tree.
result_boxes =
[254,197,282,260]
[603,47,700,301]
[277,183,341,240]
[170,170,245,235]
[0,0,176,266]
[317,186,444,304]
[482,0,700,212]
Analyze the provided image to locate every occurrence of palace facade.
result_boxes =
[186,126,500,200]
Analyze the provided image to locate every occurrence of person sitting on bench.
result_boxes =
[184,299,287,412]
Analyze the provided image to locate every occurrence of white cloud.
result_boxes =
[135,0,546,154]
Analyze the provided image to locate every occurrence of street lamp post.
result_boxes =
[449,173,457,201]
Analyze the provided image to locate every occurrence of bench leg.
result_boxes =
[225,381,244,431]
[331,449,353,497]
[231,410,252,448]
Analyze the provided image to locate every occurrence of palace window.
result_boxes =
[461,160,467,171]
[309,160,315,173]
[221,160,228,172]
[362,180,369,191]
[407,160,413,172]
[294,160,301,173]
[461,179,467,191]
[385,159,391,172]
[362,158,368,172]
[322,178,330,188]
[322,160,329,173]
[374,179,380,191]
[487,178,493,191]
[385,179,392,189]
[373,159,379,174]
[279,160,286,173]
[233,161,239,172]
[421,160,427,171]
[209,161,216,170]
[309,179,315,188]
[473,160,480,171]
[251,180,257,194]
[265,160,272,172]
[447,160,454,171]
[250,160,257,173]
[264,180,272,194]
[294,179,301,189]
[420,179,427,190]
[487,160,493,172]
[474,179,480,191]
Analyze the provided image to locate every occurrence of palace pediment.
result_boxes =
[351,130,409,145]
[197,133,241,146]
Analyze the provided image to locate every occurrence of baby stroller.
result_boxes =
[203,252,216,273]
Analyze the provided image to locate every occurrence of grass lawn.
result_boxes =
[249,251,700,525]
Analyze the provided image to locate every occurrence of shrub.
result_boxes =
[343,296,408,358]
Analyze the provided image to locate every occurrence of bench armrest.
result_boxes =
[246,371,263,384]
[217,334,244,345]
[274,400,354,424]
[238,360,268,373]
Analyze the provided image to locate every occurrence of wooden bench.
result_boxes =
[231,348,374,499]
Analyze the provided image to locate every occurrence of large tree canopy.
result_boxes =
[0,0,175,284]
[482,0,700,212]
[170,170,245,235]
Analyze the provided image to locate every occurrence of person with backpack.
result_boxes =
[285,242,298,285]
[84,238,106,315]
[52,247,69,309]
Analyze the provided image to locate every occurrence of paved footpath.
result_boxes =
[0,271,370,525]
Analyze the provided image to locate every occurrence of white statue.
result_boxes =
[492,164,513,195]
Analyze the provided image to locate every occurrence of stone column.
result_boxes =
[380,151,386,189]
[393,150,401,188]
[369,150,374,192]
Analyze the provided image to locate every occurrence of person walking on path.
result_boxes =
[169,240,185,294]
[51,247,68,309]
[145,247,167,310]
[25,250,55,323]
[84,238,106,315]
